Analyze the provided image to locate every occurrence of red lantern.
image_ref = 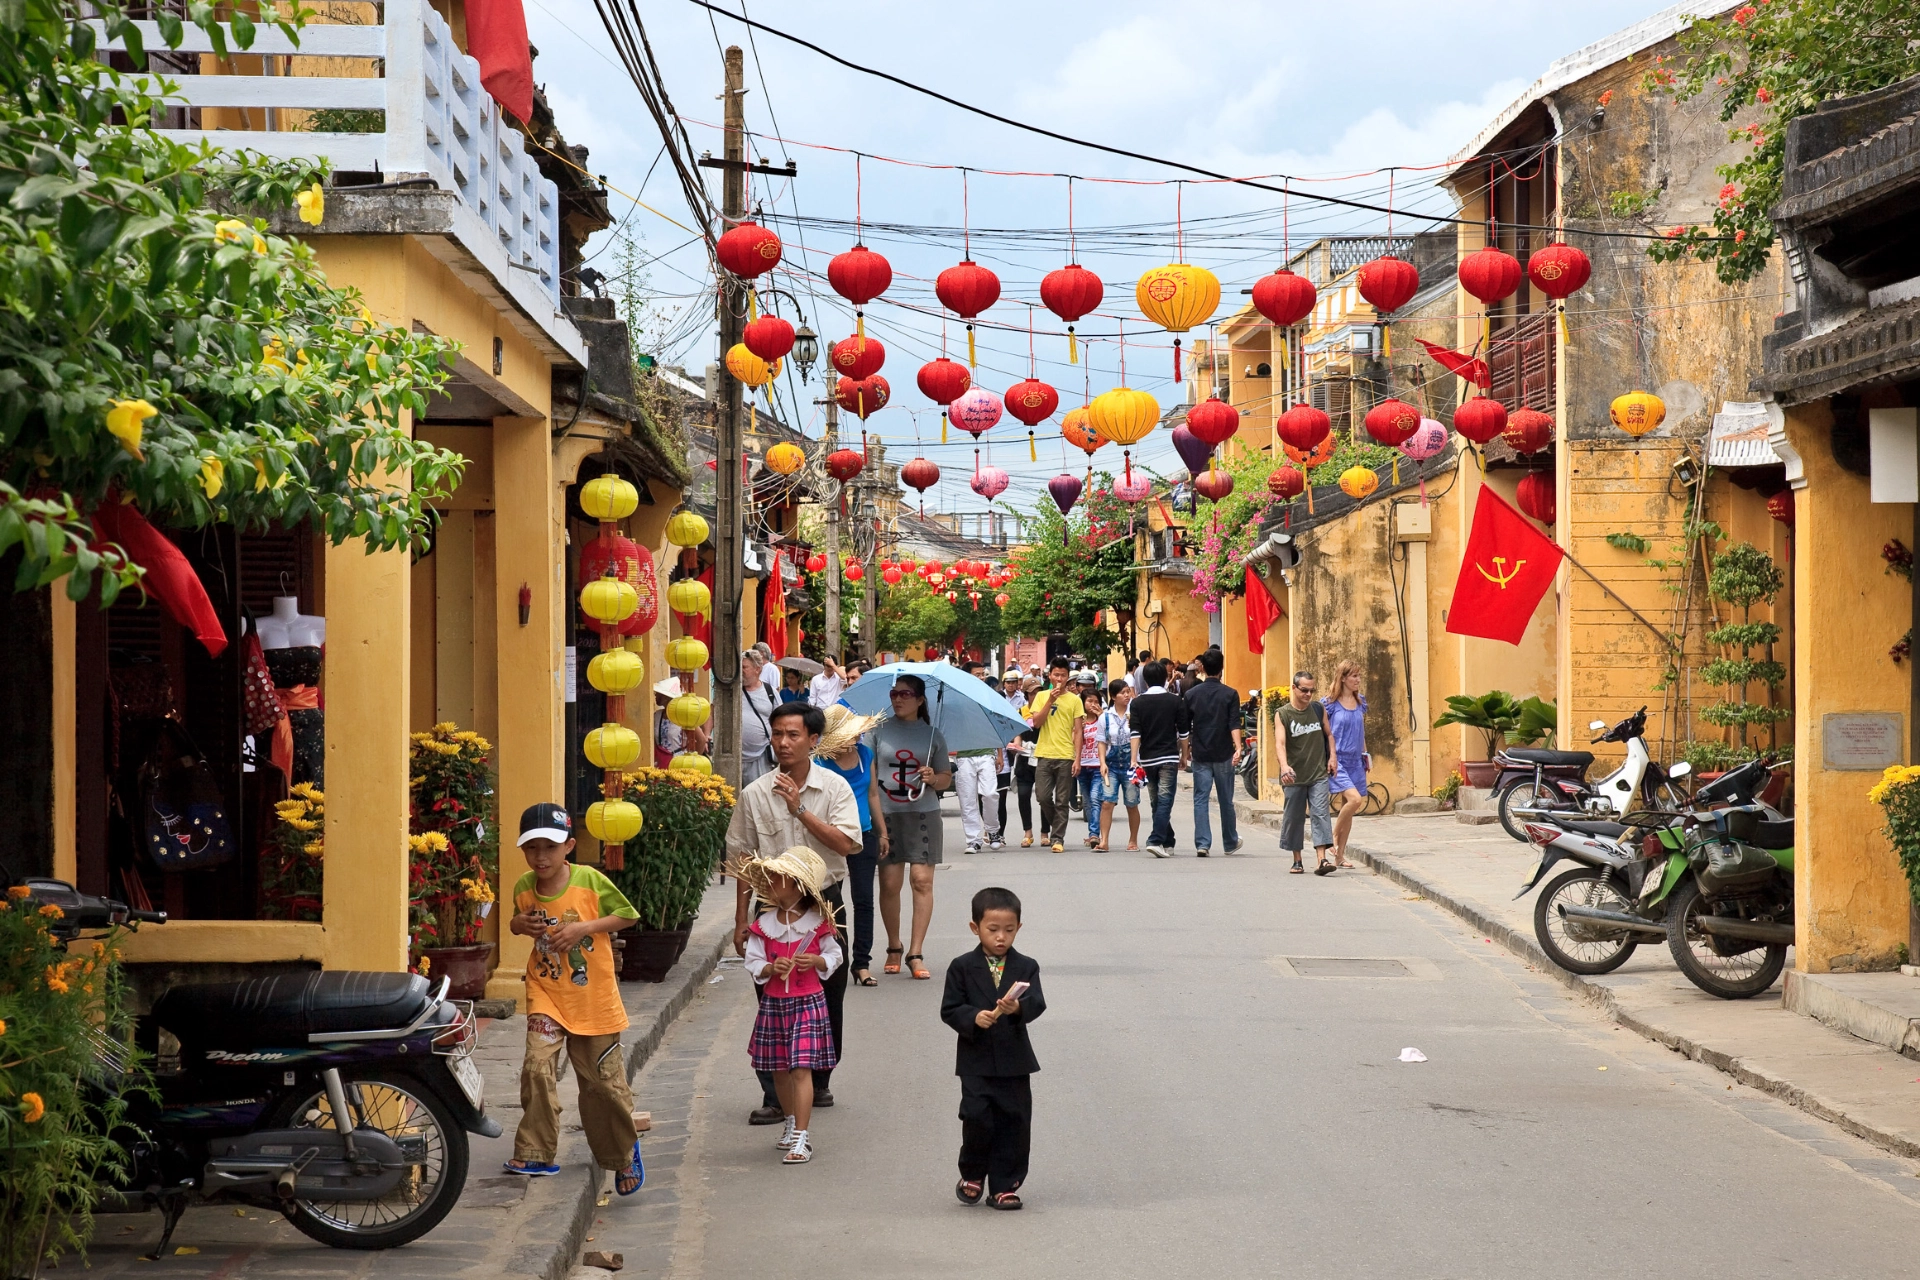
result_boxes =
[826,448,866,483]
[805,552,827,573]
[901,457,940,495]
[1004,378,1060,427]
[1276,403,1331,452]
[577,533,659,636]
[1457,246,1522,305]
[882,565,904,585]
[1186,397,1240,447]
[1527,242,1592,300]
[835,375,890,419]
[1251,268,1317,327]
[923,560,946,578]
[1356,255,1420,314]
[1515,471,1556,524]
[1502,408,1554,455]
[897,556,916,573]
[936,260,1001,364]
[827,244,892,317]
[830,334,885,381]
[917,356,971,405]
[715,220,781,278]
[994,591,1010,607]
[1267,466,1305,499]
[1766,489,1794,524]
[1194,470,1234,502]
[844,560,865,582]
[1040,263,1104,360]
[742,314,795,363]
[1363,398,1421,448]
[1452,396,1509,445]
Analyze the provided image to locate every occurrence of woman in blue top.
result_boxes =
[1326,659,1370,869]
[814,704,887,985]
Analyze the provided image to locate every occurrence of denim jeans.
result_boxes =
[1078,766,1103,838]
[1144,761,1180,847]
[1190,760,1239,851]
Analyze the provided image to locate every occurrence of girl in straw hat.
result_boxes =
[733,846,843,1164]
[814,704,888,986]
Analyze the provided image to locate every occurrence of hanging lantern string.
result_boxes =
[1176,180,1184,262]
[962,167,970,261]
[854,151,862,239]
[1067,175,1076,260]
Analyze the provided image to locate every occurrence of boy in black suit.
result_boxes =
[940,886,1045,1210]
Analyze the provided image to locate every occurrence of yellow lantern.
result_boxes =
[1135,263,1221,380]
[585,799,643,843]
[586,647,643,694]
[580,474,639,520]
[765,442,806,475]
[579,576,638,624]
[1338,466,1380,500]
[669,753,714,775]
[724,343,779,388]
[667,694,711,729]
[666,510,709,547]
[668,577,711,617]
[667,636,709,671]
[1088,387,1160,447]
[584,723,643,769]
[623,636,648,656]
[1609,390,1667,438]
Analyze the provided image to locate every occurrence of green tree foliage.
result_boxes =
[1700,541,1787,742]
[0,0,464,602]
[1000,483,1134,659]
[1648,0,1920,283]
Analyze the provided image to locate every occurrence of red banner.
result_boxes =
[1445,487,1564,645]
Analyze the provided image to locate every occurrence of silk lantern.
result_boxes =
[670,753,713,775]
[1503,408,1554,455]
[1252,268,1317,328]
[1338,466,1380,500]
[1767,489,1794,524]
[882,565,904,585]
[835,374,890,419]
[1135,263,1222,380]
[715,220,780,278]
[666,694,711,730]
[805,552,827,573]
[666,636,708,671]
[995,592,1011,607]
[1453,396,1509,445]
[1186,397,1239,448]
[1276,403,1331,453]
[1194,470,1234,502]
[901,456,940,516]
[579,576,637,624]
[1040,263,1104,362]
[1285,436,1335,469]
[1089,386,1160,483]
[666,509,709,547]
[1048,473,1083,515]
[1063,406,1105,457]
[917,357,971,406]
[1528,242,1592,299]
[1005,378,1059,461]
[1113,473,1154,503]
[1516,470,1556,524]
[584,724,642,770]
[971,463,1010,500]
[827,244,892,340]
[586,647,643,693]
[1267,466,1305,499]
[765,441,805,474]
[826,448,866,483]
[578,533,658,637]
[1399,417,1450,507]
[951,388,1004,438]
[1610,390,1666,438]
[1457,245,1522,305]
[581,474,639,521]
[725,343,777,388]
[844,560,864,582]
[830,334,884,382]
[935,260,1001,365]
[1171,425,1212,476]
[667,577,711,618]
[743,314,795,363]
[585,799,643,844]
[1356,255,1420,314]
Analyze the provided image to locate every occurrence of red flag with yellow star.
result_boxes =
[1446,486,1564,644]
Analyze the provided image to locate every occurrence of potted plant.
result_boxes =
[611,765,735,982]
[1871,763,1920,914]
[408,723,499,998]
[1433,691,1524,787]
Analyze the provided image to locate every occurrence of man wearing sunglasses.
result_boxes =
[1275,671,1339,875]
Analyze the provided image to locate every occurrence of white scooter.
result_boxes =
[1496,706,1691,841]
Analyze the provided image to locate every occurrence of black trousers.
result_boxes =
[958,1074,1032,1195]
[758,879,846,1106]
[1014,755,1037,834]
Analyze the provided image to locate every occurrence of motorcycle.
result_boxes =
[1234,697,1261,800]
[1515,757,1777,977]
[1495,706,1686,841]
[16,877,496,1255]
[1662,795,1795,999]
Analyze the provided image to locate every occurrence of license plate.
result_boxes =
[451,1054,484,1110]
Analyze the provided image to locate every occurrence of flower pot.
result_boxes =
[1459,760,1501,789]
[620,926,692,983]
[420,943,495,1000]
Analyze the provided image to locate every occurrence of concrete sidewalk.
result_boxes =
[1233,796,1920,1160]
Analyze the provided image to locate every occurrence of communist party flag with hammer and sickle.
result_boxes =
[1445,485,1565,644]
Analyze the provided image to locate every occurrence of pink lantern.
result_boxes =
[971,464,1009,500]
[1113,473,1153,502]
[1399,417,1450,506]
[950,388,1004,438]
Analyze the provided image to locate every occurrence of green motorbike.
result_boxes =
[1656,804,1795,999]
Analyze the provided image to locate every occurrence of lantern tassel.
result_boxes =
[1029,430,1037,462]
[1306,480,1314,515]
[856,311,865,344]
[1173,338,1182,383]
[966,325,977,367]
[942,413,948,445]
[1124,451,1133,484]
[1382,324,1392,359]
[1391,456,1400,486]
[1284,503,1291,531]
[1418,475,1429,508]
[1068,326,1079,364]
[748,290,757,321]
[1558,303,1570,347]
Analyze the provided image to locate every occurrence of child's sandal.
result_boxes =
[989,1191,1023,1210]
[956,1179,985,1205]
[882,945,903,975]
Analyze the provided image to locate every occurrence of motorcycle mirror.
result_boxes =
[1588,720,1607,731]
[1668,761,1692,779]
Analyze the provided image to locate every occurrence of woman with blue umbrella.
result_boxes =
[872,674,951,980]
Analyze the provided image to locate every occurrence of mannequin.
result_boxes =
[255,595,326,650]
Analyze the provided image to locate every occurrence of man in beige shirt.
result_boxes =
[725,702,861,1123]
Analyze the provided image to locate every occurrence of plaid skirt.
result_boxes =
[749,991,837,1073]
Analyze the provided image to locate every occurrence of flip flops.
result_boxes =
[1290,860,1305,874]
[502,1158,560,1176]
[956,1179,985,1205]
[615,1139,645,1196]
[1314,858,1335,876]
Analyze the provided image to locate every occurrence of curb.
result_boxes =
[511,912,733,1280]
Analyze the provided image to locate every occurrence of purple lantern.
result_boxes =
[1113,473,1153,502]
[949,388,1004,438]
[1047,473,1083,515]
[1171,424,1212,476]
[970,463,1010,500]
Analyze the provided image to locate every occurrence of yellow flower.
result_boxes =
[214,218,249,246]
[303,840,323,857]
[45,965,69,994]
[91,941,106,957]
[252,457,288,493]
[433,721,457,734]
[296,181,325,226]
[417,955,432,976]
[291,783,323,800]
[20,1093,44,1124]
[0,1018,8,1035]
[198,455,224,499]
[105,399,156,459]
[285,816,319,832]
[38,903,62,919]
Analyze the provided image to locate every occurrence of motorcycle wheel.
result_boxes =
[1239,758,1259,800]
[267,1070,469,1250]
[1532,866,1639,975]
[1497,778,1577,843]
[1665,879,1787,998]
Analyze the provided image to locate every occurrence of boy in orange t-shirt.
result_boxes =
[503,803,645,1195]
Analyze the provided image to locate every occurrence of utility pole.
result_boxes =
[822,396,841,663]
[711,45,746,786]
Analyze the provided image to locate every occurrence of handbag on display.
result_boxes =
[137,722,237,872]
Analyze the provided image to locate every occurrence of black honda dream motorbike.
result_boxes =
[15,877,495,1253]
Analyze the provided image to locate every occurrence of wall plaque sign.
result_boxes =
[1821,712,1903,771]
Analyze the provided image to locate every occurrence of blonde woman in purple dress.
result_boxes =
[1326,660,1371,868]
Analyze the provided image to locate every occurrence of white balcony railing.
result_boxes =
[93,0,561,308]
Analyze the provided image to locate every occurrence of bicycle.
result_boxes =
[1363,781,1391,815]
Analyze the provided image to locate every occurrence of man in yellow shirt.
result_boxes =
[1024,659,1085,853]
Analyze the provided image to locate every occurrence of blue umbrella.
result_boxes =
[840,662,1031,755]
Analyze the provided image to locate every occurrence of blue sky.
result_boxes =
[525,0,1673,513]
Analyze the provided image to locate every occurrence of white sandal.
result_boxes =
[775,1116,797,1150]
[782,1131,812,1164]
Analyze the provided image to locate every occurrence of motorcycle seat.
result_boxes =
[1752,819,1794,851]
[1503,747,1594,768]
[154,971,435,1047]
[1558,819,1629,838]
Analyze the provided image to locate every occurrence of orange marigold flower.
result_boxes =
[21,1093,45,1123]
[6,885,29,899]
[38,903,63,918]
[0,1018,8,1036]
[45,964,70,994]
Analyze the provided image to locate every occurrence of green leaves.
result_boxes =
[1433,690,1527,756]
[1604,531,1650,554]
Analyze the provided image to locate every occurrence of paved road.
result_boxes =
[591,801,1920,1279]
